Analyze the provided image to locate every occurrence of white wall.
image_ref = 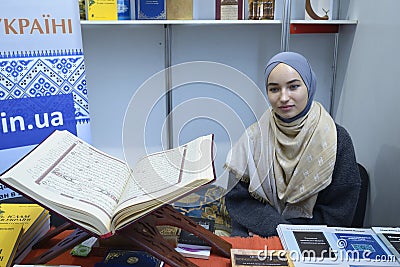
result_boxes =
[334,0,400,226]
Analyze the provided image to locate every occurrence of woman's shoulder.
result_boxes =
[330,123,360,187]
[335,123,354,145]
[334,123,358,168]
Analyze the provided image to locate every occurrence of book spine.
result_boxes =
[117,0,132,20]
[215,0,221,19]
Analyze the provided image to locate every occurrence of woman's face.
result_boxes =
[266,63,308,119]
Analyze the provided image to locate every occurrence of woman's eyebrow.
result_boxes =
[267,82,279,87]
[287,79,301,84]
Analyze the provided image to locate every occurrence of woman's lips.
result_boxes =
[279,105,294,111]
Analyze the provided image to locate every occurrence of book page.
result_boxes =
[119,146,185,204]
[119,135,214,205]
[1,130,130,234]
[32,131,129,216]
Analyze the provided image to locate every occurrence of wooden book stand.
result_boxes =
[30,205,232,267]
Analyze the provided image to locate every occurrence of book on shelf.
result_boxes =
[0,130,216,238]
[215,0,243,20]
[0,204,50,264]
[135,0,166,20]
[79,0,86,20]
[86,0,118,20]
[277,224,400,266]
[166,0,193,20]
[94,249,164,267]
[175,216,215,259]
[248,0,275,20]
[230,249,294,267]
[117,0,132,20]
[0,0,91,202]
[0,224,23,267]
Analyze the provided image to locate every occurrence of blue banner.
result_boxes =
[0,94,77,150]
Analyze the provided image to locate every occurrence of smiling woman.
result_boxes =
[224,51,362,238]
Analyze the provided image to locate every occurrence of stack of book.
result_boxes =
[0,224,23,267]
[175,217,215,259]
[277,224,400,267]
[0,203,50,264]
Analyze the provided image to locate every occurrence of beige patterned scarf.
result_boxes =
[225,101,337,219]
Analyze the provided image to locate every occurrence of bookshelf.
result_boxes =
[79,2,357,186]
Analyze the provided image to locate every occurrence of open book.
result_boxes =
[0,130,216,238]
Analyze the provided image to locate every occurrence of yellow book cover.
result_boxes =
[0,204,49,246]
[87,0,118,20]
[0,204,48,235]
[0,224,23,267]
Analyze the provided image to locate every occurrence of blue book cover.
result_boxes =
[334,232,389,260]
[135,0,166,20]
[327,227,398,265]
[95,250,163,267]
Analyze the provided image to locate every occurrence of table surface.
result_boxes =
[22,230,283,267]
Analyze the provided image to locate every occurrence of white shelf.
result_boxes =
[80,19,282,25]
[80,19,357,26]
[291,19,358,25]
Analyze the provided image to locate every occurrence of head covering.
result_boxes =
[224,52,337,220]
[264,52,317,122]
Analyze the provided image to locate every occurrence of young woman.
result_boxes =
[224,52,361,237]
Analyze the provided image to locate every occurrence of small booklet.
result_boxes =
[372,227,400,262]
[177,216,215,250]
[277,224,400,266]
[0,130,216,238]
[94,249,164,267]
[277,224,334,261]
[230,249,294,267]
[176,216,215,259]
[326,226,395,264]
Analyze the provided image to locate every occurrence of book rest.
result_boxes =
[29,205,232,267]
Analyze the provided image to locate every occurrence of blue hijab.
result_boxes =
[264,52,317,123]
